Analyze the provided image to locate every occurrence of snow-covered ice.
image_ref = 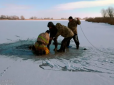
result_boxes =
[0,20,114,85]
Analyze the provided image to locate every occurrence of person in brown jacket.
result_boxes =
[47,22,74,52]
[29,30,50,55]
[67,16,81,49]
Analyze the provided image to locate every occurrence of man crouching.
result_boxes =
[29,30,50,55]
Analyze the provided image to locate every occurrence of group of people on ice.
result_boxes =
[29,16,81,55]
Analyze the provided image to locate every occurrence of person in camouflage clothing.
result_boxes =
[67,16,81,49]
[47,22,74,52]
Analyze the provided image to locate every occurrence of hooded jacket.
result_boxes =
[55,23,74,38]
[37,32,49,45]
[47,22,58,38]
[34,32,50,55]
[49,25,58,38]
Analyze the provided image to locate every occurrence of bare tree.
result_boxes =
[7,15,19,20]
[101,9,107,17]
[61,18,66,19]
[1,15,7,19]
[106,7,114,18]
[30,16,36,19]
[8,16,12,20]
[12,15,19,20]
[20,16,25,20]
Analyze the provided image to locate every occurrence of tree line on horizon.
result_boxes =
[0,14,83,20]
[0,15,25,20]
[0,15,64,20]
[86,7,114,25]
[0,15,54,20]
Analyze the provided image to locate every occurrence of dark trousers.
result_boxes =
[59,37,72,51]
[67,34,80,47]
[47,38,57,49]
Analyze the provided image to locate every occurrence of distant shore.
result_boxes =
[25,19,68,20]
[0,19,68,20]
[0,19,85,20]
[86,17,114,25]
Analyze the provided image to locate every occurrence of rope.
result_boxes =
[80,25,114,55]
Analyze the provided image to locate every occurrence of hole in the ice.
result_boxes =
[0,40,86,60]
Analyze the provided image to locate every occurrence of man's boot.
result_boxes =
[76,42,80,49]
[76,45,79,49]
[57,48,65,52]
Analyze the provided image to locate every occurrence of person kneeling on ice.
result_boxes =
[29,30,50,55]
[47,22,74,52]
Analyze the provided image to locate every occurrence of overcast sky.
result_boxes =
[0,0,114,19]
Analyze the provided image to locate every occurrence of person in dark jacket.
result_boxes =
[67,16,81,49]
[47,22,58,51]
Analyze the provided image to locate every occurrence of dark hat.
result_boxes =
[68,16,73,19]
[47,22,54,27]
[45,30,50,34]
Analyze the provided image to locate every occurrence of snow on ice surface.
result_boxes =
[0,20,114,85]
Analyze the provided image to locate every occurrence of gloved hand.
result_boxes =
[53,37,57,40]
[77,18,79,20]
[53,48,57,51]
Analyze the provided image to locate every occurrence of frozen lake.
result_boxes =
[0,20,114,85]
